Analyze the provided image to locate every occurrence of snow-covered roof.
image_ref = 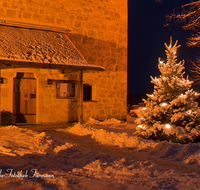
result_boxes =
[0,25,104,71]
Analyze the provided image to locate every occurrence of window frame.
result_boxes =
[56,80,77,99]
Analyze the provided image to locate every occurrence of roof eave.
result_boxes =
[0,59,105,71]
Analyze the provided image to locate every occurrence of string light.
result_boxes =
[138,125,145,129]
[180,94,186,98]
[161,103,167,106]
[165,124,171,129]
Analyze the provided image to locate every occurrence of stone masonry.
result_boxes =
[0,0,127,122]
[0,0,127,47]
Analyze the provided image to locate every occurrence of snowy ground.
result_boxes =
[0,115,200,189]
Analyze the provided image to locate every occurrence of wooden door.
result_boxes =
[13,74,36,123]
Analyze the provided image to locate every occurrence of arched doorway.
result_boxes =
[13,72,36,123]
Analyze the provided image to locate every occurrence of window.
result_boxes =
[83,84,92,101]
[56,82,75,98]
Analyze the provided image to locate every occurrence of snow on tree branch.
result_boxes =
[186,32,200,47]
[135,37,200,143]
[188,56,200,84]
[166,1,200,47]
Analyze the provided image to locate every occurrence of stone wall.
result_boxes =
[0,0,127,122]
[0,0,127,47]
[1,68,80,123]
[83,71,127,121]
[66,32,127,71]
[1,67,126,123]
[66,32,127,121]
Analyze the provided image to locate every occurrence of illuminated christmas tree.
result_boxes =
[135,37,200,143]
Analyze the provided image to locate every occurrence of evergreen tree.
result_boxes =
[135,37,200,143]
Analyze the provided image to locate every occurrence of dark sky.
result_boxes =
[128,0,199,95]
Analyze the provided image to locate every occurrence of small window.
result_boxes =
[56,82,75,98]
[83,84,92,101]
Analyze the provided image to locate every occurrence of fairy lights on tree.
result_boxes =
[135,37,200,143]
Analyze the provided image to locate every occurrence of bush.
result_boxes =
[1,110,12,126]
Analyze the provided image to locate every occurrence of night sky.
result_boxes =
[128,0,199,97]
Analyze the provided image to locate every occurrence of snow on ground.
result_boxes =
[0,117,200,189]
[61,119,200,167]
[0,125,52,156]
[61,122,157,149]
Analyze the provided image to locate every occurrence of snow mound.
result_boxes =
[71,156,200,189]
[85,117,122,125]
[40,172,69,190]
[54,142,77,154]
[1,124,200,189]
[0,125,52,156]
[64,123,157,149]
[184,151,200,165]
[77,158,157,180]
